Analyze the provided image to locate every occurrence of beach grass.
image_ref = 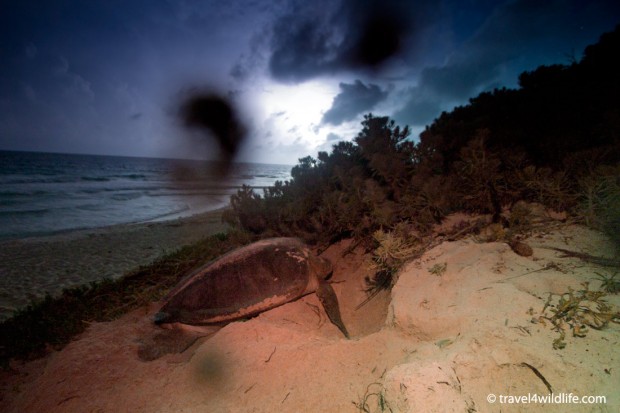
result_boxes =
[0,229,254,366]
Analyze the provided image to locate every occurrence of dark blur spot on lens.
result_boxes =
[180,93,247,174]
[353,12,404,67]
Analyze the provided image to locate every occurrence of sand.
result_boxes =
[1,218,619,412]
[0,210,229,321]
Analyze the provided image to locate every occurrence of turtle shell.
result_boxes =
[156,238,332,325]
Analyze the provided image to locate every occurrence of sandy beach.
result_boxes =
[0,209,229,321]
[1,212,618,412]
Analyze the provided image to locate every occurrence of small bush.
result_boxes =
[535,282,620,349]
[428,262,448,276]
[596,272,620,294]
[515,166,576,212]
[365,227,426,293]
[453,130,504,218]
[577,165,620,252]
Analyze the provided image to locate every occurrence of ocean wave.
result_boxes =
[137,205,192,222]
[110,192,143,201]
[5,174,152,185]
[77,185,159,195]
[147,188,240,197]
[111,173,148,180]
[1,176,75,185]
[80,176,110,182]
[76,203,105,212]
[77,188,105,194]
[0,190,50,197]
[0,208,51,216]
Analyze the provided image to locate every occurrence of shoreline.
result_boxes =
[0,207,230,321]
[0,199,232,243]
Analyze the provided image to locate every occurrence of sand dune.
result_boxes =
[1,221,618,412]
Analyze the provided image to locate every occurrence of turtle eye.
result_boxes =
[153,311,170,325]
[324,270,334,281]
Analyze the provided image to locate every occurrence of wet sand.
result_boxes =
[0,209,229,321]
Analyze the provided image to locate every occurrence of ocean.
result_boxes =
[0,150,291,240]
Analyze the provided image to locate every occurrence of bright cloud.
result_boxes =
[257,80,336,144]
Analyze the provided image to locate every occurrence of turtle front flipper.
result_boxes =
[316,280,350,339]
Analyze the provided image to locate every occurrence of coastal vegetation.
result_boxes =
[1,26,619,365]
[225,25,620,281]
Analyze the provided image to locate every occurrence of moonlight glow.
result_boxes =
[260,81,336,143]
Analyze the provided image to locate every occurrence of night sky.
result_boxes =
[2,0,619,164]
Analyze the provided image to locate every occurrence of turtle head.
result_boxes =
[311,255,333,281]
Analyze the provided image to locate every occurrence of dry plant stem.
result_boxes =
[355,277,390,310]
[496,263,559,283]
[341,237,366,257]
[520,362,553,393]
[354,382,393,413]
[445,220,484,241]
[544,247,620,267]
[264,347,276,363]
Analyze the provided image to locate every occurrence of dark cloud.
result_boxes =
[268,10,339,82]
[322,80,388,125]
[267,0,425,82]
[393,89,443,126]
[394,0,620,127]
[229,26,270,82]
[351,10,405,67]
[326,132,342,142]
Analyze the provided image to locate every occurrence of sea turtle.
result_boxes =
[138,238,349,361]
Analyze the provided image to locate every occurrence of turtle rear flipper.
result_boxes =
[137,325,220,362]
[316,280,350,339]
